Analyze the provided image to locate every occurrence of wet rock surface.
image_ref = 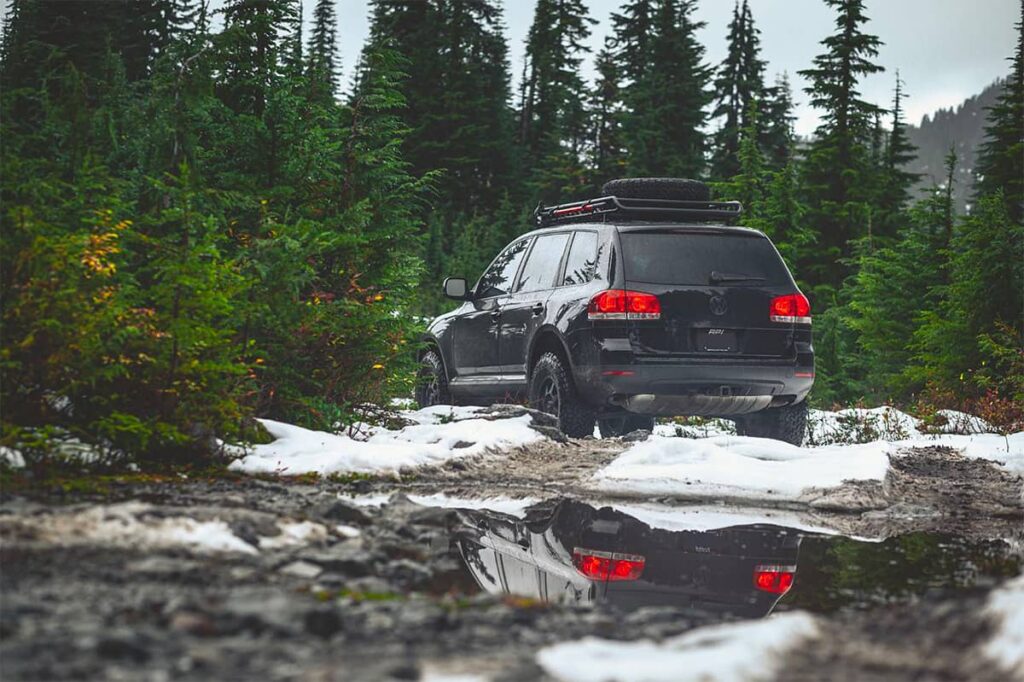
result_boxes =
[1,432,1022,681]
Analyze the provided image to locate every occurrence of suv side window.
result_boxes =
[476,238,531,298]
[562,231,599,286]
[514,232,571,293]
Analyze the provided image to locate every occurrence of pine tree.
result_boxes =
[622,0,711,178]
[974,2,1023,222]
[282,0,304,79]
[911,192,1024,399]
[874,72,920,244]
[609,0,653,86]
[307,0,339,101]
[367,0,518,213]
[798,0,885,295]
[717,102,768,223]
[848,152,955,398]
[710,0,766,180]
[761,72,796,169]
[588,48,626,187]
[217,0,296,117]
[519,0,595,199]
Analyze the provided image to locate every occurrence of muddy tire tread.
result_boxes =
[414,349,451,408]
[529,352,595,439]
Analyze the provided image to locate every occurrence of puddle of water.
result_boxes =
[439,498,1021,623]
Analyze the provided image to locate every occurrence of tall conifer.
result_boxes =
[307,0,339,101]
[710,0,766,179]
[874,72,920,243]
[519,0,595,198]
[761,72,796,169]
[622,0,710,177]
[974,2,1023,221]
[798,0,885,294]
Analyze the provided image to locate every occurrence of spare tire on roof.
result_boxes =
[601,177,710,202]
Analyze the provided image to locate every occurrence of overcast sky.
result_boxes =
[328,0,1018,136]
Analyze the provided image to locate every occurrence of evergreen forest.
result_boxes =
[2,0,1021,467]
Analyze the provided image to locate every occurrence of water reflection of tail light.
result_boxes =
[753,565,796,594]
[572,548,646,581]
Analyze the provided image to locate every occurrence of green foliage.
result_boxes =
[3,0,1022,461]
[798,0,886,294]
[974,3,1024,222]
[1,0,431,469]
[847,152,956,398]
[709,0,765,180]
[620,0,711,179]
[910,193,1024,399]
[519,0,596,201]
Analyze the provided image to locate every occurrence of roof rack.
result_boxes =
[534,195,743,228]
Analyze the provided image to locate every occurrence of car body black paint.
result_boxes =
[423,221,814,418]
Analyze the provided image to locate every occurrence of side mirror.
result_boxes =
[443,277,470,301]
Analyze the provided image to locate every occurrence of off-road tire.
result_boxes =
[735,401,807,446]
[414,349,451,408]
[529,352,595,439]
[598,415,656,438]
[601,177,710,202]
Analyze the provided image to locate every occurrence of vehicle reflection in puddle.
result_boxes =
[453,498,801,620]
[449,498,1022,622]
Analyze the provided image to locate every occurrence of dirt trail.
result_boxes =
[365,433,1023,541]
[2,429,1023,681]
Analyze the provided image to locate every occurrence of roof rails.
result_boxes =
[534,195,743,228]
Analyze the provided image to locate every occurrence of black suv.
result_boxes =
[416,178,814,444]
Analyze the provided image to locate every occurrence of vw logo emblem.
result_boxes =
[709,295,728,316]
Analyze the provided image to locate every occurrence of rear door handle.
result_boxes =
[531,303,544,316]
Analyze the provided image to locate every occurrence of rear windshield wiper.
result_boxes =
[709,271,766,284]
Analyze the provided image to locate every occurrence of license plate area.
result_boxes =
[698,329,736,353]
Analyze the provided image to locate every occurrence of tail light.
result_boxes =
[572,548,646,581]
[753,564,796,594]
[769,293,811,324]
[588,290,661,320]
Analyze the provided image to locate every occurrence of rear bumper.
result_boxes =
[574,361,814,416]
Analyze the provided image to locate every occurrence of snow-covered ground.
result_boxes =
[537,612,819,682]
[224,404,1023,508]
[591,407,1023,505]
[229,406,543,476]
[588,435,891,505]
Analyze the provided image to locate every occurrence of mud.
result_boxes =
[1,432,1022,681]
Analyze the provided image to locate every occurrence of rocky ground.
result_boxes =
[2,419,1023,681]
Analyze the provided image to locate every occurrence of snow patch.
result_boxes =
[537,611,819,682]
[983,574,1024,679]
[592,406,1024,505]
[589,435,890,505]
[229,406,543,476]
[0,503,330,556]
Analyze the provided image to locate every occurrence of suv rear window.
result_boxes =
[620,231,791,286]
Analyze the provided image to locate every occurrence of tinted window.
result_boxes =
[621,232,791,286]
[562,231,600,286]
[477,238,531,297]
[515,233,570,293]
